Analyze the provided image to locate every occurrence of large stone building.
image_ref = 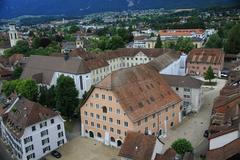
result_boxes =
[21,48,187,98]
[187,48,225,77]
[80,64,182,147]
[0,96,66,160]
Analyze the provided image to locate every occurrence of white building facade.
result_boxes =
[8,24,20,47]
[0,97,67,160]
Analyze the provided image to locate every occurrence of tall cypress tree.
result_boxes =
[155,35,162,48]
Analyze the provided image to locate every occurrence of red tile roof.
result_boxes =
[118,131,157,160]
[206,138,240,160]
[159,29,204,37]
[2,97,58,138]
[96,64,181,122]
[187,48,225,64]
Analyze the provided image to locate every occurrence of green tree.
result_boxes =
[4,40,30,57]
[155,35,162,48]
[107,36,125,50]
[68,25,79,34]
[12,66,23,79]
[171,138,193,157]
[224,24,240,54]
[205,33,223,48]
[39,85,56,108]
[175,37,194,53]
[2,80,20,96]
[55,75,79,119]
[2,79,38,100]
[204,66,215,83]
[15,79,38,101]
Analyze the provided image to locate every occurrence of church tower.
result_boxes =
[76,35,84,49]
[8,24,19,47]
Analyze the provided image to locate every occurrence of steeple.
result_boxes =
[8,23,19,47]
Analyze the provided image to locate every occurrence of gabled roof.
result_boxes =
[96,64,181,122]
[21,55,90,84]
[187,48,225,64]
[147,50,180,71]
[118,131,157,160]
[96,48,174,60]
[207,138,240,160]
[2,97,58,138]
[162,74,203,89]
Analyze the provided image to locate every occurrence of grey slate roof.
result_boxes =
[162,74,203,89]
[21,55,90,84]
[147,50,180,71]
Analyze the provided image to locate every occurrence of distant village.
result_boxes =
[0,6,239,160]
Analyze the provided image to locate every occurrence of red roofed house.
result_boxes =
[206,85,240,160]
[187,48,225,77]
[118,131,164,160]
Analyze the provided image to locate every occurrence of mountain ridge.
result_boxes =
[0,0,239,19]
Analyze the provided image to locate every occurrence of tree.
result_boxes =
[39,85,56,108]
[2,80,20,96]
[68,25,79,34]
[15,79,38,101]
[107,36,125,50]
[4,40,30,57]
[12,66,23,79]
[155,35,162,48]
[204,66,215,83]
[175,37,194,53]
[55,75,79,119]
[171,138,193,157]
[205,33,223,48]
[224,24,240,54]
[2,79,38,101]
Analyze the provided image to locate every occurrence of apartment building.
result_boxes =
[162,75,203,114]
[132,36,157,49]
[159,29,205,41]
[206,85,240,160]
[0,96,66,160]
[80,64,182,147]
[187,48,225,77]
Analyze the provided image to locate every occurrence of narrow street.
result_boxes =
[0,140,12,160]
[161,79,226,157]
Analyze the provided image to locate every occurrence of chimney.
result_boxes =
[64,52,69,61]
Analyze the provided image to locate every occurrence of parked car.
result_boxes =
[203,130,209,138]
[51,150,62,159]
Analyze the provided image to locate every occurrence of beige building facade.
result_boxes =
[81,65,182,147]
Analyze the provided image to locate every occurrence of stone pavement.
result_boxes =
[161,79,226,154]
[46,137,120,160]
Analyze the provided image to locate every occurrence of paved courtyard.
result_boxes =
[46,79,226,160]
[161,79,226,153]
[46,137,120,160]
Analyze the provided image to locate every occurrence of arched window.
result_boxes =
[117,140,122,147]
[102,106,107,113]
[97,132,102,138]
[110,137,115,142]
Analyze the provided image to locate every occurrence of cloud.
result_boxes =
[126,0,134,7]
